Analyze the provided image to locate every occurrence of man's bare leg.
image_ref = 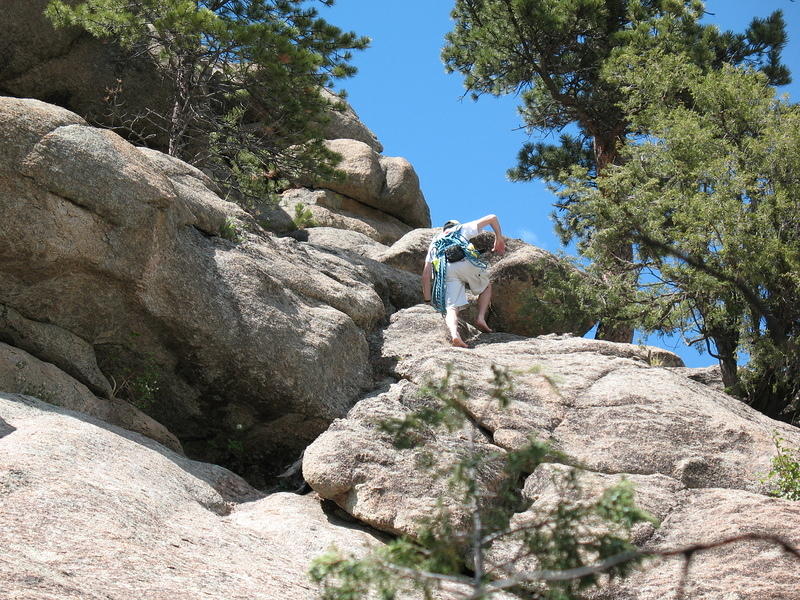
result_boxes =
[475,284,493,333]
[446,306,468,347]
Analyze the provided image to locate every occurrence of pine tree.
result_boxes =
[45,0,369,203]
[442,0,789,342]
[560,48,800,421]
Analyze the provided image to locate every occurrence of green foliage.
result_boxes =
[219,217,244,242]
[44,0,368,204]
[443,0,788,186]
[310,365,654,600]
[111,355,161,411]
[559,47,800,420]
[226,437,245,456]
[128,372,159,411]
[442,1,789,340]
[292,203,316,229]
[764,434,800,501]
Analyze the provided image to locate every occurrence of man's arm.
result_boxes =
[422,261,433,302]
[475,214,505,255]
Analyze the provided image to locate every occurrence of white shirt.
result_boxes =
[425,219,482,264]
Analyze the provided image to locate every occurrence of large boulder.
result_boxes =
[304,139,431,229]
[484,244,595,336]
[319,88,383,153]
[307,138,384,206]
[300,226,388,258]
[305,307,800,598]
[376,227,438,274]
[0,97,418,484]
[0,392,387,600]
[295,229,424,317]
[303,379,507,536]
[378,155,430,229]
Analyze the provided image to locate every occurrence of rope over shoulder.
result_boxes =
[430,226,486,314]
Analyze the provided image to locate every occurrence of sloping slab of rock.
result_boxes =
[292,227,425,313]
[376,307,800,488]
[0,302,111,396]
[300,226,388,258]
[483,464,685,580]
[0,97,413,480]
[487,464,800,599]
[0,341,180,452]
[0,392,387,600]
[668,364,725,392]
[521,464,685,524]
[552,366,796,490]
[590,488,800,600]
[307,305,800,589]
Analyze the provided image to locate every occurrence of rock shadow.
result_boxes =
[318,496,393,542]
[3,393,264,510]
[0,416,16,439]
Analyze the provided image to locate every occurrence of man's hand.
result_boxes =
[477,214,505,255]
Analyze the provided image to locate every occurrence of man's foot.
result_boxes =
[474,319,493,333]
[451,337,469,348]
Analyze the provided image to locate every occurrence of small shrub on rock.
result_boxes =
[765,434,800,501]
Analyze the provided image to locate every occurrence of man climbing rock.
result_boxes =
[422,215,505,347]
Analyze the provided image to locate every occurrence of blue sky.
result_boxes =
[321,1,800,367]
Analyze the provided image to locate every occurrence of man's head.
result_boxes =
[442,219,460,231]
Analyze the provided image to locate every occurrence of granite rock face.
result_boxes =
[1,1,419,245]
[0,393,387,600]
[319,88,383,153]
[590,488,800,600]
[0,302,112,397]
[376,227,438,274]
[0,97,420,482]
[303,379,506,536]
[3,34,799,599]
[0,0,173,144]
[305,307,800,599]
[279,187,413,244]
[484,243,596,337]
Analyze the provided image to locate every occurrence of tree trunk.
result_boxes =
[595,320,635,343]
[592,130,635,343]
[713,332,739,393]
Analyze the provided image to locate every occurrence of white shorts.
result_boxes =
[444,261,490,309]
